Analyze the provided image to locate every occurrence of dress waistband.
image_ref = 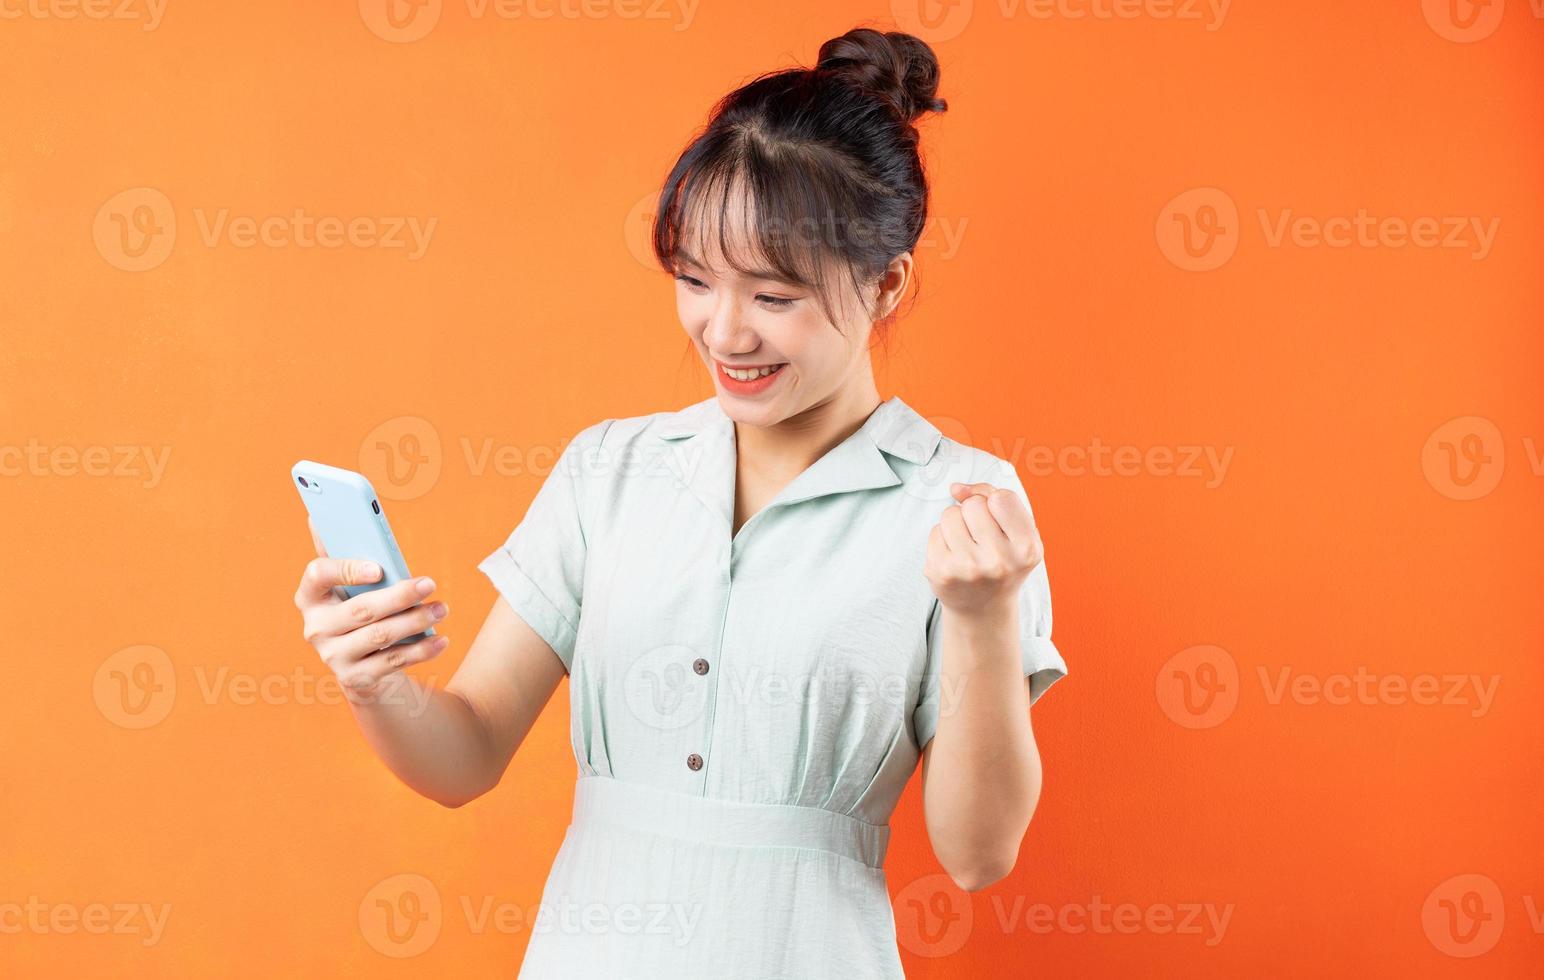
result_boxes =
[570,776,890,870]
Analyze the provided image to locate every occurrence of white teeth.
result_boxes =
[723,364,783,381]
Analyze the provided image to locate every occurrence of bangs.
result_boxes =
[652,126,881,330]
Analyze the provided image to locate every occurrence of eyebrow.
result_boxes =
[676,249,807,288]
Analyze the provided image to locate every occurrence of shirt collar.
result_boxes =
[652,395,943,532]
[655,394,942,465]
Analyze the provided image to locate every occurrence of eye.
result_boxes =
[756,294,796,310]
[674,273,707,291]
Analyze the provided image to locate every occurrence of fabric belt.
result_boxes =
[569,776,890,870]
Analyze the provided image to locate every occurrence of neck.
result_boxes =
[733,379,883,476]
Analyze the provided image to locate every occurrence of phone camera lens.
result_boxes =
[298,476,308,488]
[371,500,381,514]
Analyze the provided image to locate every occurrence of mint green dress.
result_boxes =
[479,395,1067,978]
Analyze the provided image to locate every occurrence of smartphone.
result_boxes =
[290,460,433,645]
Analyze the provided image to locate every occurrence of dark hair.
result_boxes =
[651,27,947,335]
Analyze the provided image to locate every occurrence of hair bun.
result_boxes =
[816,27,947,124]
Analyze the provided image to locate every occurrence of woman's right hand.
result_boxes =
[294,518,450,696]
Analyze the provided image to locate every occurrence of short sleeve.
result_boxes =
[477,418,613,672]
[912,458,1068,749]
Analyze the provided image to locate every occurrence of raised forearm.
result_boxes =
[921,602,1041,890]
[346,673,504,808]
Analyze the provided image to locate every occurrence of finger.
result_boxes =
[318,576,437,640]
[985,487,1036,552]
[949,483,1008,547]
[338,633,451,692]
[926,521,950,559]
[295,556,383,608]
[950,481,997,500]
[953,482,1036,552]
[955,489,1007,546]
[939,503,975,552]
[305,520,348,602]
[331,599,448,663]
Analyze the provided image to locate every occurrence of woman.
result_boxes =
[294,26,1067,977]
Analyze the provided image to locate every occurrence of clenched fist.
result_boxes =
[924,480,1044,617]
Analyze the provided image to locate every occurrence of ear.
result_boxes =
[872,251,914,322]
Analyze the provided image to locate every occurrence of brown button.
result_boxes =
[692,658,710,676]
[686,753,703,771]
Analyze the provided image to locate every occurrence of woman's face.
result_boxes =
[673,188,894,428]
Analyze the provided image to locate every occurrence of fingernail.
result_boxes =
[361,562,381,579]
[430,601,448,620]
[416,577,436,596]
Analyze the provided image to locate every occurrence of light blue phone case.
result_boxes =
[290,460,433,644]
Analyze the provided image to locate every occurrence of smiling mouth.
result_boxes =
[717,361,787,382]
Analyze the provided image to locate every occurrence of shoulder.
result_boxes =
[563,397,715,453]
[925,434,1020,488]
[876,397,1026,502]
[551,398,715,481]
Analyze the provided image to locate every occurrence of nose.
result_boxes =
[701,293,759,356]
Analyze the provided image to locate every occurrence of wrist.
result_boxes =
[341,670,403,708]
[941,598,1019,638]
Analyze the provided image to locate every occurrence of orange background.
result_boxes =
[2,1,1541,977]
